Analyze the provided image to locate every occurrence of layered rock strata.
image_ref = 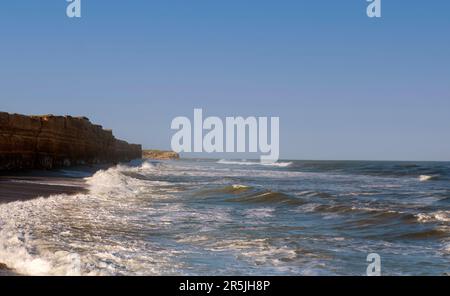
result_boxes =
[0,112,141,170]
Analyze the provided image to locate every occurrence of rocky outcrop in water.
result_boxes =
[0,112,142,170]
[142,149,179,160]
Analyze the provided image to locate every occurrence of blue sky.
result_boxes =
[1,0,449,161]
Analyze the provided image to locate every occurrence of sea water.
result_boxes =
[0,159,449,275]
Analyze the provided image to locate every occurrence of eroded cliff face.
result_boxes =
[0,112,142,170]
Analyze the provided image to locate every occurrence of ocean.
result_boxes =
[0,159,449,275]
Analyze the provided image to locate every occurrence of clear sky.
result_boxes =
[1,1,449,161]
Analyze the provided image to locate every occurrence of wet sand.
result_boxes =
[0,176,87,204]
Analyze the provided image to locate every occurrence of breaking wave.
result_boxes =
[226,190,304,205]
[217,160,292,168]
[416,211,450,223]
[419,175,440,182]
[0,161,181,276]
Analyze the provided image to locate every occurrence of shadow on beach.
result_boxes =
[0,175,88,204]
[0,163,122,204]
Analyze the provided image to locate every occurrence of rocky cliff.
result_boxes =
[0,112,142,170]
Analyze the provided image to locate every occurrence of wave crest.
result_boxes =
[416,211,450,223]
[226,190,303,205]
[419,175,440,182]
[217,160,292,168]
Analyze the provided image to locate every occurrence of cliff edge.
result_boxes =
[0,112,142,170]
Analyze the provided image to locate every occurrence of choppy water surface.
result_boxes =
[0,159,449,275]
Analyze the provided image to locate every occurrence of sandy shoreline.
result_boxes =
[0,176,88,204]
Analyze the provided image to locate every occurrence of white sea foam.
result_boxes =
[419,175,440,182]
[0,195,87,275]
[416,211,450,223]
[442,243,450,254]
[207,238,298,267]
[293,203,320,213]
[85,166,145,197]
[0,161,183,276]
[243,208,274,219]
[420,175,433,182]
[217,159,292,168]
[231,184,251,190]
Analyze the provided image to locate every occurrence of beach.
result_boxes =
[0,176,87,204]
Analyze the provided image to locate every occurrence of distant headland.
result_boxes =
[142,149,179,160]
